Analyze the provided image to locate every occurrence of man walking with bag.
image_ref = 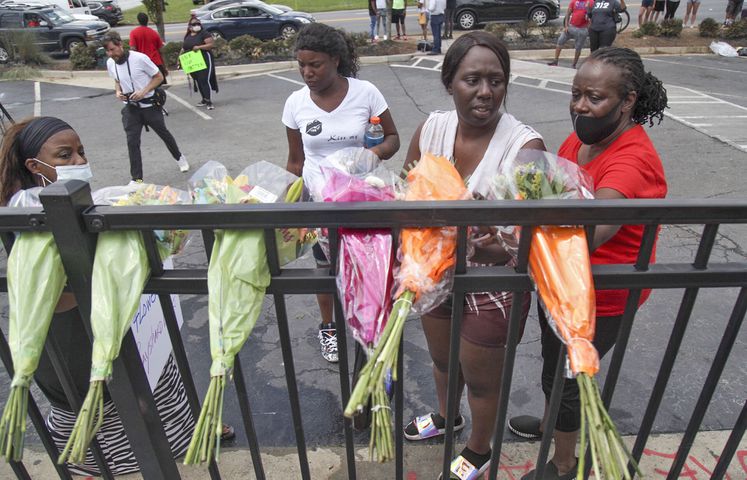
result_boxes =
[102,31,189,183]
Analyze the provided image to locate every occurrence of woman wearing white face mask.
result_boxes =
[180,17,218,110]
[0,116,201,475]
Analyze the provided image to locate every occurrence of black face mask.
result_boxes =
[115,49,129,65]
[571,99,624,145]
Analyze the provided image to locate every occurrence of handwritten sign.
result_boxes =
[178,50,207,74]
[131,258,184,391]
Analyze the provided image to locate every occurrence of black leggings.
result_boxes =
[664,0,680,18]
[589,27,617,51]
[539,305,622,432]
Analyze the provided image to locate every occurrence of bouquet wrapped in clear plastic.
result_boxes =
[1,187,67,462]
[60,183,191,465]
[488,150,639,480]
[345,153,470,463]
[185,161,308,465]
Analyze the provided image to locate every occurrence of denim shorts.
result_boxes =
[641,0,654,7]
[557,25,589,51]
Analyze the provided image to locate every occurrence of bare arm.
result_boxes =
[285,127,305,177]
[193,35,214,51]
[114,80,127,101]
[470,137,547,264]
[590,187,624,251]
[367,109,400,160]
[129,71,164,101]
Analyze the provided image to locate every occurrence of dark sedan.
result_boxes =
[196,3,313,40]
[454,0,560,28]
[87,0,122,26]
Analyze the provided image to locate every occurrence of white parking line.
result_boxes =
[644,57,747,75]
[266,73,306,87]
[165,91,212,120]
[34,82,41,116]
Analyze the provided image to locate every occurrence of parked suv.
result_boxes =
[87,0,122,25]
[0,3,109,61]
[454,0,560,28]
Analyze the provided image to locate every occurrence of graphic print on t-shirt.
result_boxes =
[306,119,322,136]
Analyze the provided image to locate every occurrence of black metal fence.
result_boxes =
[1,179,745,480]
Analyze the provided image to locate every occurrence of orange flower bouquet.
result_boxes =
[489,150,640,480]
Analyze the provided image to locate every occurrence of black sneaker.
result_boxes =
[318,323,338,363]
[508,415,542,439]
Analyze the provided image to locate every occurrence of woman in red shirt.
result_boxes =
[509,47,668,480]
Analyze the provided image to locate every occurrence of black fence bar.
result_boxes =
[711,400,746,479]
[231,356,265,480]
[8,461,30,480]
[395,330,404,480]
[42,336,114,479]
[666,287,747,480]
[0,331,71,480]
[532,343,567,480]
[39,181,180,480]
[2,187,746,480]
[272,294,311,480]
[442,287,466,480]
[82,199,747,231]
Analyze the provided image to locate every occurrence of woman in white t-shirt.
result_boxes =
[282,23,400,363]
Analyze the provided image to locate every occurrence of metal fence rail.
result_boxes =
[0,180,745,480]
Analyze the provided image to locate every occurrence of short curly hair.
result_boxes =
[294,23,359,78]
[587,47,668,126]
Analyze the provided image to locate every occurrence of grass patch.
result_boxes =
[0,65,40,80]
[122,0,361,24]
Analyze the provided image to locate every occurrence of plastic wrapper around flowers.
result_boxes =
[488,151,638,479]
[58,183,192,465]
[316,147,401,352]
[184,160,310,465]
[1,187,67,462]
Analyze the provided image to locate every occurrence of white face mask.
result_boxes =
[34,158,93,184]
[191,25,202,32]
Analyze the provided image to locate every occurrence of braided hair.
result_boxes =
[294,23,360,78]
[588,47,668,127]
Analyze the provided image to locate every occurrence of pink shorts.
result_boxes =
[428,292,531,348]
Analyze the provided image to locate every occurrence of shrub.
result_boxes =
[263,37,294,58]
[485,22,509,41]
[633,21,660,37]
[228,35,263,59]
[347,31,369,48]
[211,37,230,59]
[722,19,747,39]
[0,65,39,80]
[0,31,50,66]
[513,20,537,41]
[539,24,561,41]
[69,43,97,70]
[658,18,683,37]
[698,18,720,37]
[161,41,181,68]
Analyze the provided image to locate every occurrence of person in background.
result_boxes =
[282,23,399,363]
[392,0,408,40]
[0,116,200,476]
[376,0,389,40]
[181,17,218,110]
[102,32,189,182]
[369,0,378,42]
[724,0,744,24]
[547,0,592,68]
[25,13,41,27]
[639,0,654,24]
[428,0,446,55]
[402,32,545,480]
[652,0,665,21]
[664,0,681,19]
[418,0,430,41]
[509,47,668,480]
[129,12,168,86]
[588,0,626,51]
[444,0,456,39]
[683,0,701,27]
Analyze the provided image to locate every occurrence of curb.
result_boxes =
[31,46,708,84]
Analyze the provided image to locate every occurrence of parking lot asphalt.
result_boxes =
[0,54,745,457]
